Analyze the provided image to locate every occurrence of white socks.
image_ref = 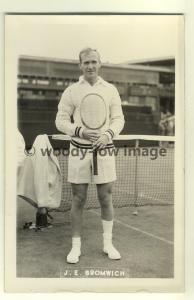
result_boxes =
[67,221,121,263]
[102,220,121,260]
[67,237,81,264]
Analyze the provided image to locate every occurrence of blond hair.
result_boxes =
[79,47,101,63]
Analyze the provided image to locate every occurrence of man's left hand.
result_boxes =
[92,134,109,150]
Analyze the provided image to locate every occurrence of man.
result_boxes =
[56,47,125,263]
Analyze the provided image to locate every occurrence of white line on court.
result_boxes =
[90,210,174,246]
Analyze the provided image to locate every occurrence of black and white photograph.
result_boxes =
[5,14,184,292]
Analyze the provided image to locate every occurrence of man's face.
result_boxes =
[79,51,101,82]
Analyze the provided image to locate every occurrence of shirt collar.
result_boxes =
[78,76,108,87]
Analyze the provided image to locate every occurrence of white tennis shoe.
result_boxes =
[103,244,121,260]
[67,248,81,264]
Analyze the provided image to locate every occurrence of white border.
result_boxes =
[0,0,193,299]
[4,14,184,294]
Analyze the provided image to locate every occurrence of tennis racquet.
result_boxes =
[80,93,107,175]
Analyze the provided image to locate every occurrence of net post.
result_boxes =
[134,139,139,209]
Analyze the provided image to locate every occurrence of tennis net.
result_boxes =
[49,134,175,211]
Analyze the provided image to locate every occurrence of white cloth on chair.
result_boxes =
[17,129,26,167]
[18,134,62,208]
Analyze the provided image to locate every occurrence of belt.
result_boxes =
[71,139,114,175]
[71,139,114,149]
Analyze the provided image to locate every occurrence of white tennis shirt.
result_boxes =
[55,76,125,144]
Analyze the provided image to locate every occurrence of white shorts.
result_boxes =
[68,140,117,184]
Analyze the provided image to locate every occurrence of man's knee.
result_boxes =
[71,184,88,208]
[97,184,113,207]
[98,189,112,201]
[72,194,86,208]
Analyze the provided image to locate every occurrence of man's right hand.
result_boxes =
[82,129,100,142]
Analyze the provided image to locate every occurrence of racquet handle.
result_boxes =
[93,149,98,175]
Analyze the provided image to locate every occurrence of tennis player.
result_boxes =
[56,47,125,263]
